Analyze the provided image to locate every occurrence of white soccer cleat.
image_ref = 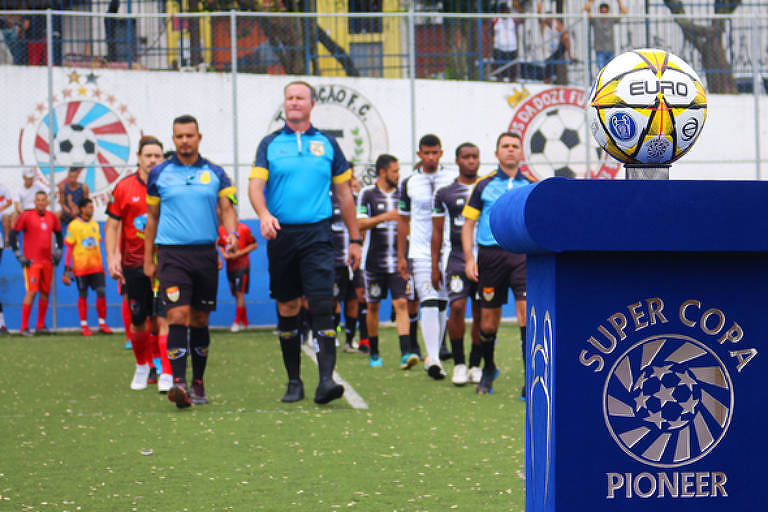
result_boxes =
[230,322,241,333]
[469,366,482,384]
[452,364,469,386]
[130,364,150,390]
[158,373,173,393]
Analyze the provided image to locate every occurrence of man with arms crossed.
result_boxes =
[357,154,412,368]
[432,142,483,386]
[144,115,239,408]
[462,132,534,396]
[249,81,361,404]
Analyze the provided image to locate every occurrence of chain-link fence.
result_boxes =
[0,4,766,328]
[1,3,766,85]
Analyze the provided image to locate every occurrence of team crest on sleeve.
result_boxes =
[166,286,180,303]
[310,141,325,156]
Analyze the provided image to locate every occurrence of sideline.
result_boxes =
[301,342,370,410]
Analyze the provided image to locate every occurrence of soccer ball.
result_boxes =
[588,48,707,165]
[527,108,585,178]
[55,123,98,167]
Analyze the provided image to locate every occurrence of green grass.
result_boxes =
[0,325,526,511]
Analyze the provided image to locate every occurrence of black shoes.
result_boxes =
[190,379,209,405]
[281,379,305,403]
[314,378,344,404]
[168,380,192,409]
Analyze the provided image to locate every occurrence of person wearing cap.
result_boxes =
[7,168,48,247]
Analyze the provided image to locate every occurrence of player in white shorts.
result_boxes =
[397,134,454,380]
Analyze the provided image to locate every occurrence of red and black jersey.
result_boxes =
[106,172,148,269]
[217,223,255,272]
[14,210,61,263]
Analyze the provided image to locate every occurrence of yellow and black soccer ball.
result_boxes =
[588,48,707,165]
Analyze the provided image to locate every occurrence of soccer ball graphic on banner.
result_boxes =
[56,123,98,167]
[588,48,707,165]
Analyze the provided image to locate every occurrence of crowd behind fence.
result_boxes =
[1,5,766,93]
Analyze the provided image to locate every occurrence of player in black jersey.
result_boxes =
[330,190,360,353]
[432,143,483,385]
[357,154,415,368]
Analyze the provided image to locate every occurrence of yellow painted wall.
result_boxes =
[315,0,402,78]
[165,2,213,68]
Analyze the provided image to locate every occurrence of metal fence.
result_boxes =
[1,5,766,89]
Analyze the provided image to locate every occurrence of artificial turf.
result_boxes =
[0,324,526,511]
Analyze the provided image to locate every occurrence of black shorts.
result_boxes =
[351,267,363,290]
[445,257,478,304]
[123,266,154,325]
[153,288,167,318]
[334,265,353,303]
[227,267,250,296]
[477,245,526,308]
[364,271,408,303]
[267,220,334,302]
[157,244,218,311]
[75,272,106,296]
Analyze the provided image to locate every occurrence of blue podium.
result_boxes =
[490,178,766,512]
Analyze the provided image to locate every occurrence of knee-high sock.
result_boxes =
[189,326,210,382]
[77,297,88,326]
[479,330,497,372]
[438,301,447,346]
[344,314,357,345]
[420,305,442,365]
[166,324,189,381]
[36,298,48,329]
[315,331,337,381]
[96,296,107,324]
[358,302,368,340]
[409,312,420,355]
[158,334,172,374]
[240,306,249,327]
[21,303,32,331]
[278,315,301,381]
[131,329,150,366]
[149,333,160,360]
[121,299,131,341]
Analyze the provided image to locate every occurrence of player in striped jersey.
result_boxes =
[398,135,454,379]
[431,143,483,386]
[357,154,414,368]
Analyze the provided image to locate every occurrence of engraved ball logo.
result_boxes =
[603,334,733,468]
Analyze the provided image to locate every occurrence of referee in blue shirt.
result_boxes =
[144,114,239,409]
[249,81,362,404]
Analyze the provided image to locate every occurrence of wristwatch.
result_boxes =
[349,238,363,245]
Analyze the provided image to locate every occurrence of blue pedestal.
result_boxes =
[490,178,766,511]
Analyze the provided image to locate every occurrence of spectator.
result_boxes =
[538,1,574,84]
[7,167,48,246]
[1,14,28,65]
[57,167,89,229]
[492,0,523,82]
[584,0,627,73]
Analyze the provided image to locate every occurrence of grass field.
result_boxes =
[0,325,526,511]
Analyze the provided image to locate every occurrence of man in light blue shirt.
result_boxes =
[249,81,362,405]
[144,114,239,409]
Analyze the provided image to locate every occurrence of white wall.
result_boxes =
[2,66,765,220]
